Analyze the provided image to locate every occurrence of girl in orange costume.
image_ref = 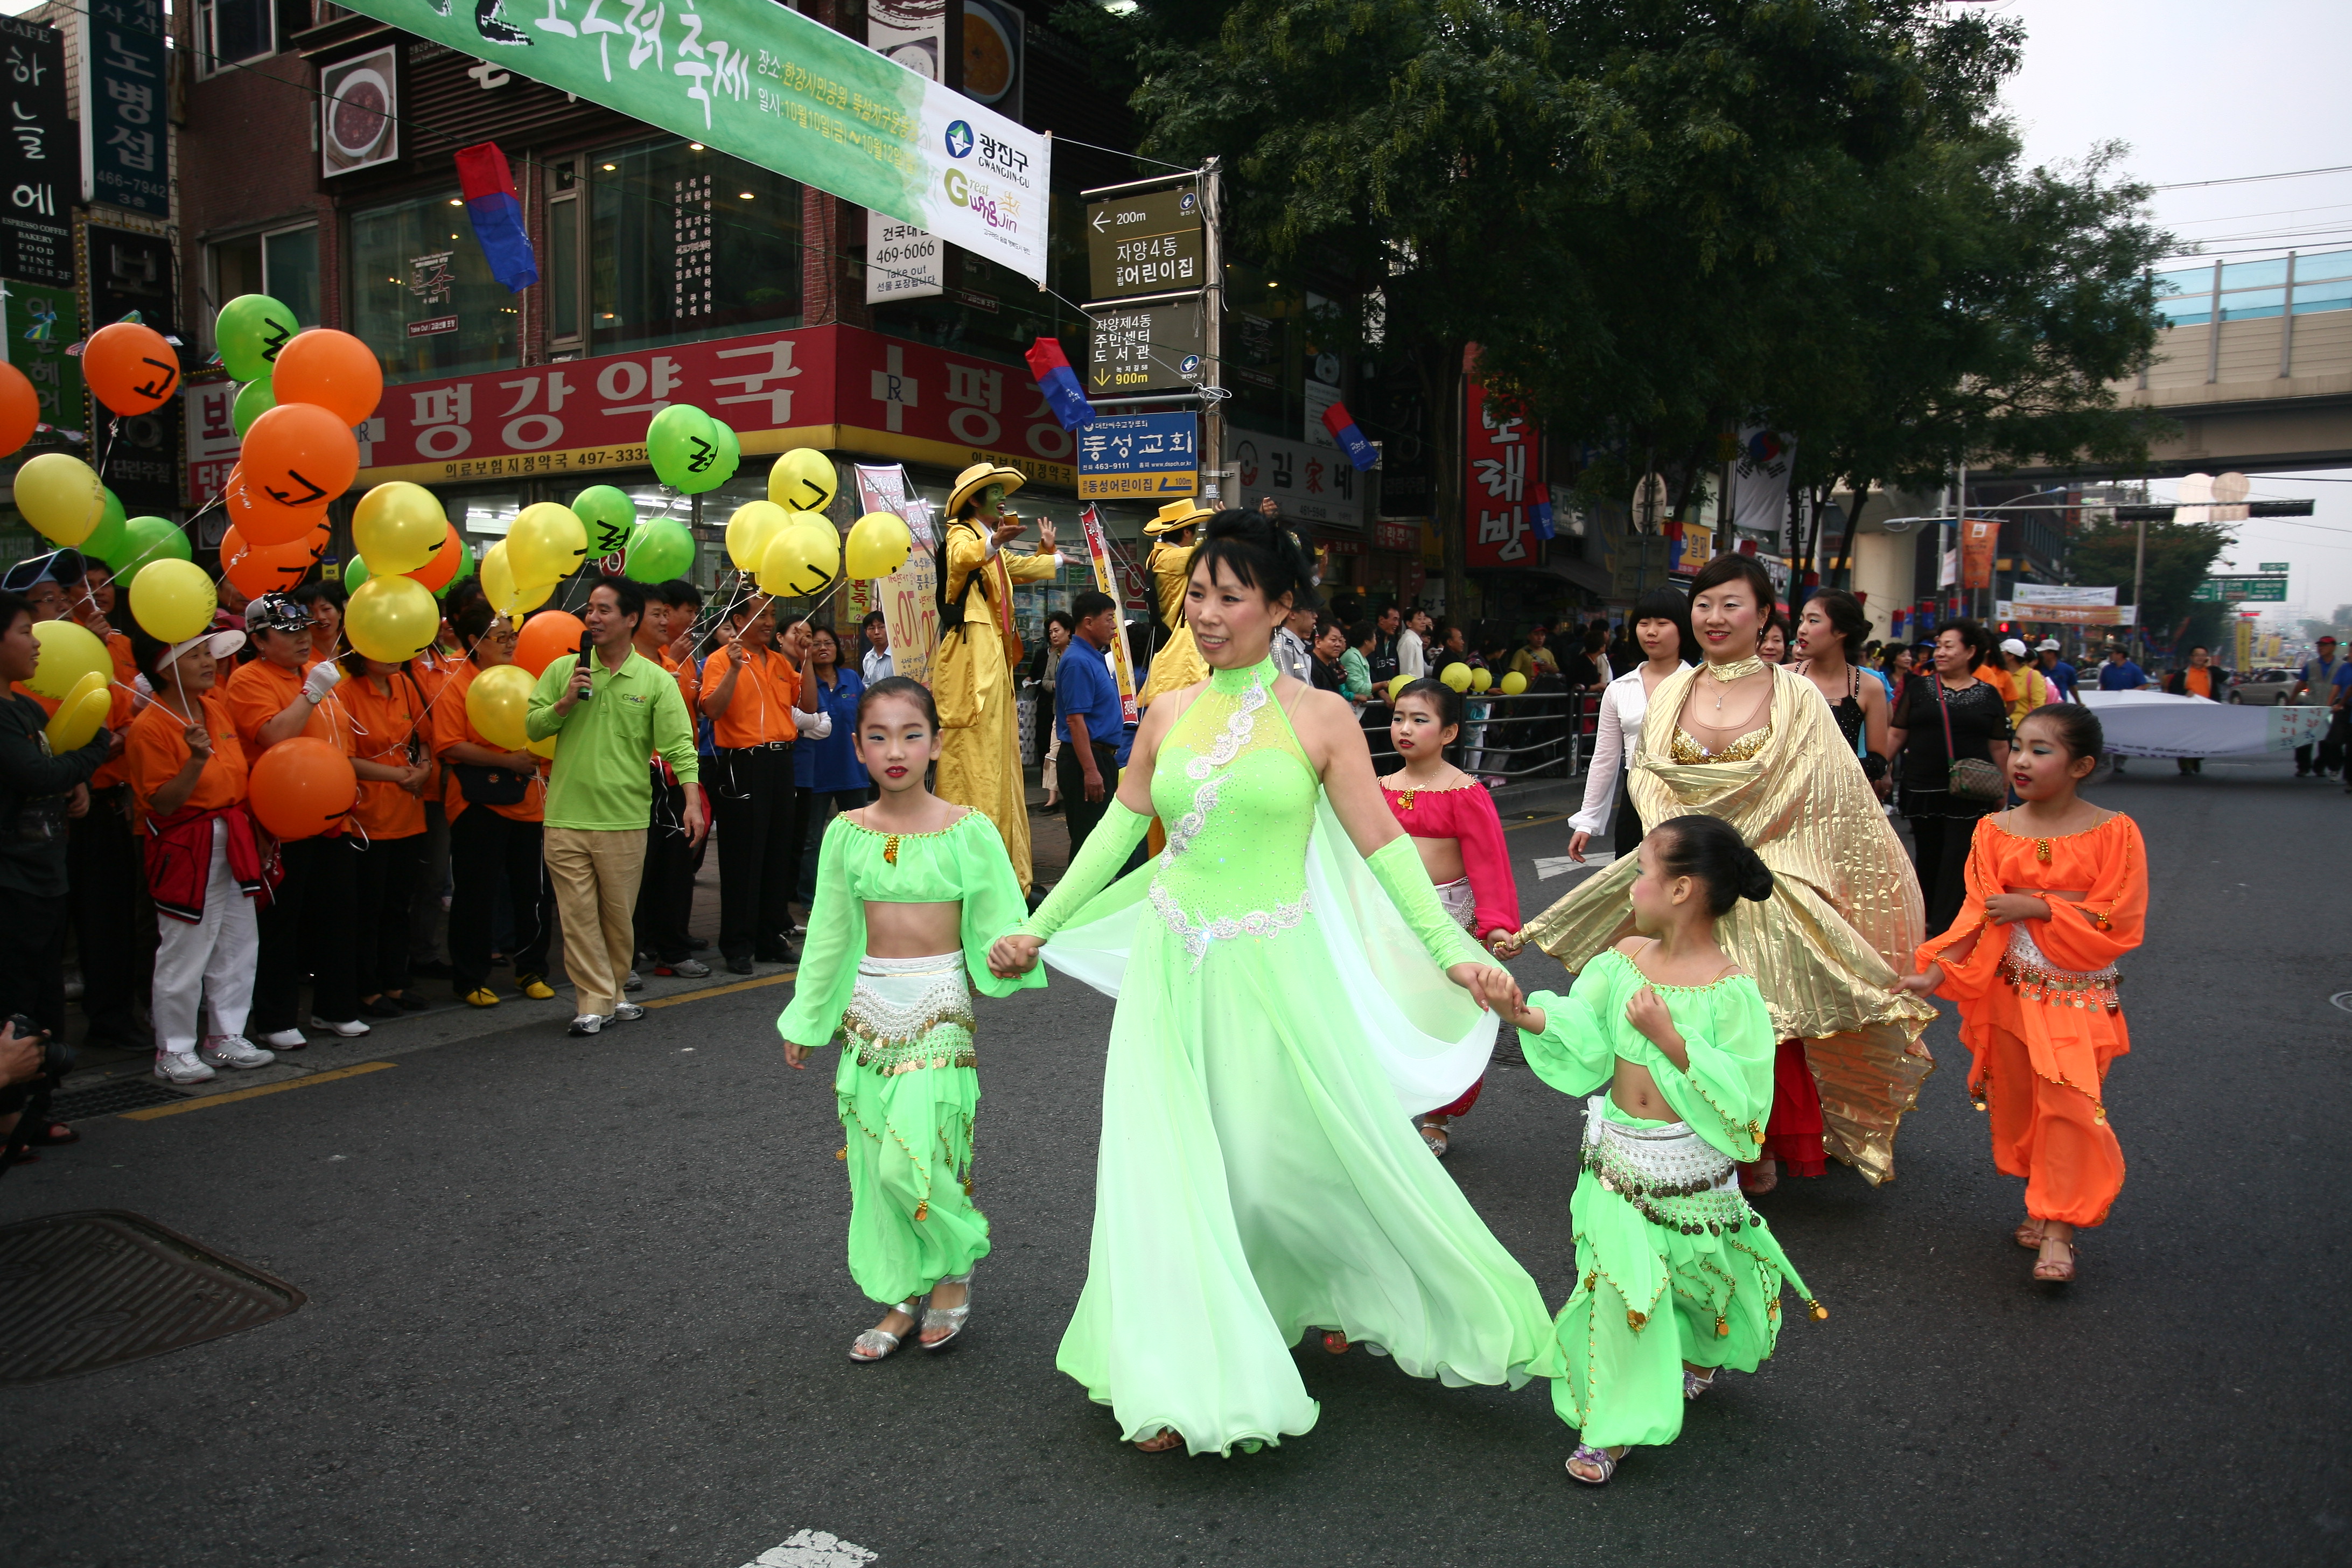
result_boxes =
[1898,704,2144,1283]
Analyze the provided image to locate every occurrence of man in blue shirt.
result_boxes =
[2292,636,2348,778]
[1055,590,1127,859]
[2036,639,2077,702]
[2096,643,2148,691]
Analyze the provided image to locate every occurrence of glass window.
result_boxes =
[351,191,521,385]
[199,0,274,72]
[2221,287,2284,321]
[2296,249,2352,285]
[264,227,320,330]
[2221,257,2290,290]
[587,137,803,354]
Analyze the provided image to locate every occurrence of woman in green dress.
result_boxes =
[989,510,1549,1457]
[779,677,1044,1361]
[1497,814,1824,1484]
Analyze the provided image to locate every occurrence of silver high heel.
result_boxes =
[850,1300,918,1362]
[1683,1367,1716,1400]
[921,1268,974,1350]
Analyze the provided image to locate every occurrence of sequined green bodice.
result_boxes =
[1149,657,1320,963]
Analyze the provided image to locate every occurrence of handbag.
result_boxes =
[1934,676,2007,803]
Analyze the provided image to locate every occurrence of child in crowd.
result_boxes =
[1379,677,1520,1157]
[1499,814,1821,1485]
[776,677,1045,1361]
[1899,704,2144,1283]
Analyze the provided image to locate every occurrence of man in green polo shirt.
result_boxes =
[528,579,706,1035]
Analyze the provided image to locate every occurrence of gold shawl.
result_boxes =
[1521,662,1937,1184]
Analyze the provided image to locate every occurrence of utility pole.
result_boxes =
[1200,155,1224,509]
[2131,509,2147,661]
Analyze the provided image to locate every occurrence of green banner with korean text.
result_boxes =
[332,0,1050,282]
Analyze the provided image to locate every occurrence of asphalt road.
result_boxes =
[4,755,2347,1567]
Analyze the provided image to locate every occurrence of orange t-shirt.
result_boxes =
[104,632,136,686]
[429,661,547,825]
[223,656,341,761]
[338,669,431,840]
[2184,667,2213,700]
[701,647,799,748]
[124,688,248,823]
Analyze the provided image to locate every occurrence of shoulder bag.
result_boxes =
[1934,677,2007,804]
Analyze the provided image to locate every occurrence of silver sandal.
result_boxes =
[921,1268,974,1350]
[1566,1443,1623,1485]
[850,1300,918,1362]
[1683,1368,1716,1400]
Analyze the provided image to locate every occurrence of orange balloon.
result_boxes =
[224,471,331,548]
[82,320,180,416]
[410,523,465,592]
[0,360,37,457]
[272,328,382,426]
[241,401,358,511]
[248,736,358,840]
[221,520,330,599]
[513,609,585,676]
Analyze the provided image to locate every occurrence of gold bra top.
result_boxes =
[1671,726,1770,765]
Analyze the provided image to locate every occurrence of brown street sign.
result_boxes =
[1086,182,1205,300]
[1086,297,1206,396]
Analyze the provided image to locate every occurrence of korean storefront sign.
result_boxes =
[865,211,943,303]
[1084,181,1202,301]
[6,278,80,457]
[334,0,1051,283]
[0,18,73,286]
[184,380,240,507]
[78,0,166,216]
[1463,379,1538,568]
[1959,516,1998,590]
[1075,411,1196,500]
[1083,297,1204,396]
[1228,426,1364,530]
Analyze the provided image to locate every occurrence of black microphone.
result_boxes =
[576,629,595,702]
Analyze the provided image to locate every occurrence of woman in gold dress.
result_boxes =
[1508,555,1936,1189]
[1136,499,1212,706]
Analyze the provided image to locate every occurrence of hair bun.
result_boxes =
[1194,508,1321,612]
[1737,850,1775,904]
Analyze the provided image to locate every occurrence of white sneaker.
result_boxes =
[198,1035,276,1069]
[624,969,645,992]
[261,1028,308,1049]
[153,1052,215,1084]
[568,1013,604,1037]
[316,1018,372,1038]
[611,1002,645,1023]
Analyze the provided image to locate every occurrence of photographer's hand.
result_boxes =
[0,1021,44,1087]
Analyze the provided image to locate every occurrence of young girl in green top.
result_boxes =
[1498,814,1823,1484]
[778,677,1044,1361]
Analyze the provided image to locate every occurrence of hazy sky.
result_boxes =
[1997,0,2352,626]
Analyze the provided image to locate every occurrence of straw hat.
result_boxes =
[947,461,1027,518]
[1144,498,1214,537]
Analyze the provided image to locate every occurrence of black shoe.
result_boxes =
[690,937,712,952]
[754,946,798,965]
[358,996,405,1019]
[394,992,431,1012]
[725,954,754,975]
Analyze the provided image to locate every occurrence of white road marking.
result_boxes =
[1535,853,1613,880]
[744,1531,878,1568]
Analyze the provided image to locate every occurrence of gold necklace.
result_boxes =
[1704,654,1765,713]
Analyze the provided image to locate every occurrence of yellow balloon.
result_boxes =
[26,619,111,701]
[1439,661,1473,693]
[725,500,790,572]
[768,447,838,512]
[843,511,913,579]
[1385,673,1411,702]
[479,541,553,617]
[1469,667,1494,694]
[15,452,104,545]
[1498,670,1528,696]
[128,557,218,643]
[758,520,842,598]
[513,576,556,613]
[465,661,536,750]
[528,731,558,759]
[507,502,587,586]
[345,574,440,663]
[352,481,446,576]
[44,671,110,751]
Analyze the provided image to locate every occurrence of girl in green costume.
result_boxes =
[1497,814,1824,1484]
[989,510,1548,1458]
[779,677,1044,1362]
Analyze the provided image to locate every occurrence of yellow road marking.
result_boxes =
[122,1060,397,1119]
[642,970,796,1009]
[1506,813,1566,832]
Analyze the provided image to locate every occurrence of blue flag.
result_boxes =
[454,142,539,293]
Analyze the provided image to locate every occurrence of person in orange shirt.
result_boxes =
[122,625,275,1084]
[294,582,345,669]
[2164,644,2221,776]
[404,623,466,984]
[337,647,437,1017]
[1900,704,2145,1284]
[701,594,805,974]
[633,579,712,979]
[433,599,557,1008]
[225,592,363,1048]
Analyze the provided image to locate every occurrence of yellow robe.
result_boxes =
[1136,539,1208,706]
[933,520,1061,892]
[1519,662,1938,1185]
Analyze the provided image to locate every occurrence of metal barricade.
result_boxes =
[1360,687,1604,782]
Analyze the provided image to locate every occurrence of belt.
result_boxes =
[716,741,792,753]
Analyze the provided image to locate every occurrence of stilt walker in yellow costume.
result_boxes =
[933,462,1065,894]
[1135,499,1213,707]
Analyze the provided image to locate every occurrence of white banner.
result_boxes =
[2078,690,2330,757]
[854,463,940,687]
[2010,583,2119,607]
[1994,600,2137,627]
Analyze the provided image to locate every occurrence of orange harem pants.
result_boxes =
[1976,1023,2125,1228]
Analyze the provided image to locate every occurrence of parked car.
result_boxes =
[2228,667,2296,705]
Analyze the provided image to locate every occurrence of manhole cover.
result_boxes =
[2333,992,2352,1014]
[0,1210,304,1385]
[48,1077,189,1121]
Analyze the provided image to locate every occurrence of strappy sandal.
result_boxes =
[1418,1120,1450,1157]
[850,1300,918,1362]
[1566,1443,1624,1485]
[1682,1368,1716,1401]
[921,1268,973,1350]
[1738,1157,1778,1195]
[2033,1236,2076,1283]
[1135,1427,1185,1453]
[2014,1219,2048,1250]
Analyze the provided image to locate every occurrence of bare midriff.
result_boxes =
[863,901,963,960]
[1410,835,1466,885]
[1611,1058,1669,1119]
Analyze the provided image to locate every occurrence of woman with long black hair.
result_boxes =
[1886,618,2012,936]
[1568,586,1692,864]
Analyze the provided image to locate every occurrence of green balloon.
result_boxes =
[116,515,192,585]
[624,519,696,583]
[215,294,299,383]
[710,420,741,486]
[570,485,638,558]
[344,553,369,591]
[436,538,477,598]
[232,376,277,438]
[80,488,130,569]
[647,403,725,493]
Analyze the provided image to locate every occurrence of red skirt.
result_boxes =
[1761,1038,1826,1177]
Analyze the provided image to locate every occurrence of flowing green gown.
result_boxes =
[1024,657,1552,1455]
